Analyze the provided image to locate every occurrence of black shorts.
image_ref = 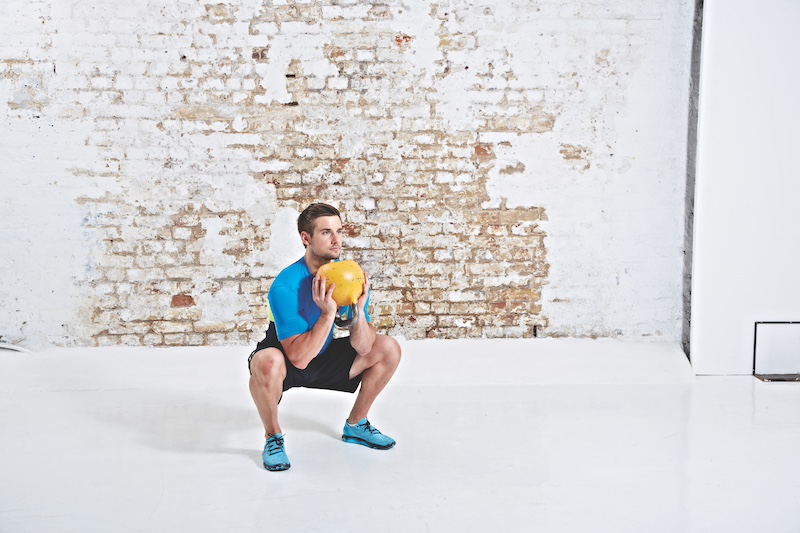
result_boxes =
[248,323,362,394]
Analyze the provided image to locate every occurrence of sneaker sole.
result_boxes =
[341,434,395,450]
[263,462,290,471]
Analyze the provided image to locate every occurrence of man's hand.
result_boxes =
[349,271,375,355]
[356,272,370,313]
[313,273,338,317]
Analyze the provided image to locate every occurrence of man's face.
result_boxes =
[303,215,343,261]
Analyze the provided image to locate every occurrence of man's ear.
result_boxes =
[300,231,311,248]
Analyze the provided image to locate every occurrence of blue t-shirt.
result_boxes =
[267,257,371,354]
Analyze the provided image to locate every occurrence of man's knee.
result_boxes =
[251,348,286,383]
[375,335,401,367]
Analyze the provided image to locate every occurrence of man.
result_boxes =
[248,203,402,471]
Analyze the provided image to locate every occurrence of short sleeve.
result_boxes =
[268,282,310,341]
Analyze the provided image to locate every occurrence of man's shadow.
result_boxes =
[82,387,345,469]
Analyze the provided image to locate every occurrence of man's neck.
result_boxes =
[304,251,333,276]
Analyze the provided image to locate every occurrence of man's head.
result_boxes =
[298,203,343,262]
[297,203,341,237]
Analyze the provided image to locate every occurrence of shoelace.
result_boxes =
[358,421,380,434]
[266,435,285,456]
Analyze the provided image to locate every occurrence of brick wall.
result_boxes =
[0,0,695,348]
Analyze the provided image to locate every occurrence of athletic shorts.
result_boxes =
[248,322,362,394]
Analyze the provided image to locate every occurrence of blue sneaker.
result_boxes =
[342,418,396,450]
[262,434,290,471]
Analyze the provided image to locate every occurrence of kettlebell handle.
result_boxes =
[334,304,359,329]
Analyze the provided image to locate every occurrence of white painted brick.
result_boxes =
[326,77,349,90]
[355,49,376,62]
[0,0,695,347]
[321,6,343,19]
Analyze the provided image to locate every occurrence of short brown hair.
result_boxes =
[297,203,341,236]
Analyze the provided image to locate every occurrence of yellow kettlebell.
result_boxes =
[317,260,365,327]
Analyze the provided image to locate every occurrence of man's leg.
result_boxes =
[346,334,401,425]
[249,347,287,436]
[249,347,290,470]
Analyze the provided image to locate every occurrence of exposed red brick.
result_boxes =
[394,34,413,47]
[171,294,195,307]
[473,144,495,159]
[342,223,360,237]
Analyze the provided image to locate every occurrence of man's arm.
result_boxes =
[280,275,337,370]
[348,275,376,355]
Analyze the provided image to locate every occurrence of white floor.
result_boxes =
[2,339,800,533]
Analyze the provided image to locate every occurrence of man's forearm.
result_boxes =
[349,313,376,355]
[283,312,336,369]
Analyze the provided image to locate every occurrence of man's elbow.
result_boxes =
[354,338,375,356]
[281,337,310,370]
[283,349,310,370]
[356,347,372,357]
[287,355,309,370]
